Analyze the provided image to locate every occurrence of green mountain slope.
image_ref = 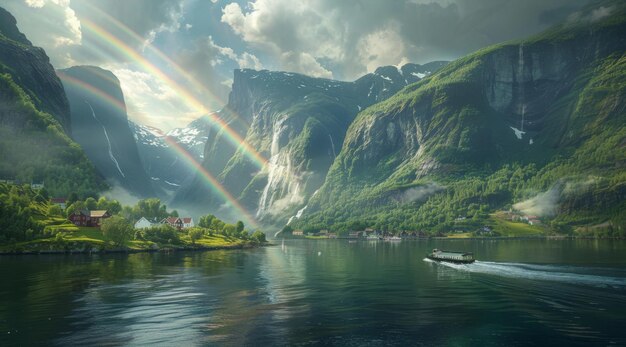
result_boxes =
[173,63,447,221]
[294,2,626,236]
[0,7,105,197]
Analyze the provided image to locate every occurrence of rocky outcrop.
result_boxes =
[298,2,626,228]
[0,7,71,131]
[0,7,105,197]
[58,66,155,198]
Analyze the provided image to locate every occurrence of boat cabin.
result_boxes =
[428,249,475,263]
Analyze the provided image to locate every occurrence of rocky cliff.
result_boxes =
[294,2,626,233]
[0,7,71,132]
[173,63,447,221]
[58,66,155,198]
[130,115,212,198]
[0,7,105,197]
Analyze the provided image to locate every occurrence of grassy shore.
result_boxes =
[0,226,264,255]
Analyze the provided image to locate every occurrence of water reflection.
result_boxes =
[0,239,625,346]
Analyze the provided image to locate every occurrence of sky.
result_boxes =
[2,0,590,131]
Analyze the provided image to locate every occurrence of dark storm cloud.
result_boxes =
[220,0,591,80]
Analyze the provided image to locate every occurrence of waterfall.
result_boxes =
[518,44,526,134]
[328,134,337,159]
[257,116,303,218]
[85,101,125,178]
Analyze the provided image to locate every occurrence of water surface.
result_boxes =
[1,239,625,346]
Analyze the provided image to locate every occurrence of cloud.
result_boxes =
[18,0,82,48]
[280,51,332,78]
[394,183,444,204]
[109,65,201,130]
[513,187,560,217]
[174,35,264,110]
[221,0,591,80]
[357,24,410,73]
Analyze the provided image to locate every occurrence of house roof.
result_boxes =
[181,217,193,223]
[163,217,182,224]
[70,210,109,217]
[89,210,109,218]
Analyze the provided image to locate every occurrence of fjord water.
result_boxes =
[1,239,625,346]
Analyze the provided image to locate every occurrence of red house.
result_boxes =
[69,210,111,227]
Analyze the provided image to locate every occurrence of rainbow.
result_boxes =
[57,72,127,112]
[161,136,259,229]
[79,18,268,168]
[58,72,258,228]
[82,3,250,130]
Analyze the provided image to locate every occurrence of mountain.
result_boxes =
[172,62,448,220]
[0,7,105,197]
[293,2,626,235]
[58,66,155,198]
[130,115,212,197]
[0,7,71,132]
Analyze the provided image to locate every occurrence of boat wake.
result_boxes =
[424,259,626,287]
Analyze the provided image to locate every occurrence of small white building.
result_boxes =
[134,217,155,229]
[181,217,194,228]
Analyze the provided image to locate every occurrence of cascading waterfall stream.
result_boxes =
[257,116,303,218]
[518,44,526,133]
[510,44,527,140]
[328,134,337,159]
[85,100,125,178]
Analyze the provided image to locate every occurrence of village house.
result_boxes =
[161,217,194,229]
[292,230,304,236]
[31,182,44,190]
[69,210,111,227]
[348,231,364,238]
[50,197,67,209]
[134,217,156,229]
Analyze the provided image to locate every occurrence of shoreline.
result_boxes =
[0,242,272,256]
[284,235,625,241]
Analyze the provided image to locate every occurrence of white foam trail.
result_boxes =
[426,260,626,287]
[85,101,125,178]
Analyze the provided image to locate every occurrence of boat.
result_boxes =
[426,249,475,264]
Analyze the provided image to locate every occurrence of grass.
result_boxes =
[488,214,546,237]
[446,233,473,239]
[195,234,244,247]
[1,224,254,253]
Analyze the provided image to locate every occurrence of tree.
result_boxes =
[101,216,133,247]
[66,201,86,216]
[67,192,78,205]
[236,221,245,233]
[199,214,216,228]
[223,224,237,237]
[250,231,266,244]
[211,218,225,233]
[85,197,97,210]
[188,228,204,245]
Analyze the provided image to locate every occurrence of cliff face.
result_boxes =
[173,63,447,220]
[0,7,71,132]
[294,4,626,232]
[58,66,156,198]
[0,7,105,197]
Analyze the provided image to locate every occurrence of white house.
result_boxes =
[181,217,194,228]
[134,217,155,229]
